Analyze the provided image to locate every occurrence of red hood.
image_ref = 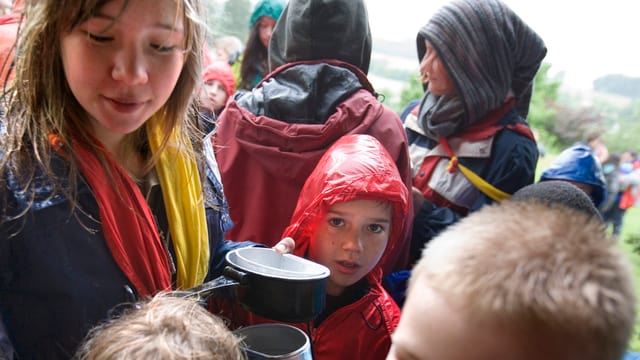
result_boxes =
[282,134,409,275]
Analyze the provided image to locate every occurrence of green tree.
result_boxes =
[398,75,424,112]
[528,62,561,148]
[218,0,252,42]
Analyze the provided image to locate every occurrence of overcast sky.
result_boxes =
[365,0,640,90]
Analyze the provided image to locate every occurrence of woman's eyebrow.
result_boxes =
[90,12,184,33]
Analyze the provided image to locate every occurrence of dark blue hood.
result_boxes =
[540,144,607,207]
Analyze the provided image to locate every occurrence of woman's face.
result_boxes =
[257,16,276,48]
[419,40,455,96]
[310,200,392,296]
[60,0,186,151]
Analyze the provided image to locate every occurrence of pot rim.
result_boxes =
[226,247,330,280]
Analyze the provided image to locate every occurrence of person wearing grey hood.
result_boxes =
[212,0,413,275]
[403,0,547,265]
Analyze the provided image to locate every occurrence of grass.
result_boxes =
[619,207,640,351]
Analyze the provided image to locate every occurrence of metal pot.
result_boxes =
[234,323,313,360]
[225,247,330,323]
[178,247,330,323]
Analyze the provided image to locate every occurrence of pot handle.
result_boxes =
[223,266,249,286]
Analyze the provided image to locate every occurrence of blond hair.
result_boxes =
[410,201,636,360]
[75,293,244,360]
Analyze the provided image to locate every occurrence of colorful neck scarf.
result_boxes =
[71,138,172,297]
[54,118,210,296]
[147,117,210,289]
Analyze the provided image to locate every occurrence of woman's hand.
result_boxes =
[272,237,295,254]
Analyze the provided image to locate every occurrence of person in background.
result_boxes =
[198,61,236,133]
[213,0,413,275]
[212,35,243,66]
[0,0,293,358]
[586,130,609,164]
[0,0,11,15]
[75,293,245,360]
[0,0,22,91]
[234,0,285,91]
[405,0,545,265]
[601,151,640,240]
[217,134,410,360]
[387,201,636,360]
[539,142,607,208]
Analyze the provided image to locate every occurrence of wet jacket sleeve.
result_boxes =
[0,314,14,360]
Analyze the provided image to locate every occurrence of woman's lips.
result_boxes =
[105,97,146,114]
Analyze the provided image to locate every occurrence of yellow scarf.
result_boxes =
[148,117,209,289]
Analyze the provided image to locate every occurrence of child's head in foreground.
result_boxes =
[387,201,636,360]
[75,293,245,360]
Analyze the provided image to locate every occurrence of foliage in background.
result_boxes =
[599,98,640,154]
[203,0,251,45]
[528,63,561,149]
[618,207,640,352]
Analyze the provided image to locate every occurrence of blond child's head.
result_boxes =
[75,293,245,360]
[388,201,636,360]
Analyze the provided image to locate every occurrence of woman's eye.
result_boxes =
[151,43,178,53]
[86,32,112,43]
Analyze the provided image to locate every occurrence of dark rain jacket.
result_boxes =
[213,0,413,274]
[0,142,249,359]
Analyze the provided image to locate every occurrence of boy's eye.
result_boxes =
[328,218,344,227]
[368,224,385,233]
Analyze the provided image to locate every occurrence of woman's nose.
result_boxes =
[111,48,149,85]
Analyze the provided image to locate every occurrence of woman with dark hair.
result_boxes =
[235,0,285,91]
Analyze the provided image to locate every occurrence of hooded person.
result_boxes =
[201,61,235,113]
[212,0,413,274]
[539,143,607,208]
[234,0,286,91]
[403,0,546,265]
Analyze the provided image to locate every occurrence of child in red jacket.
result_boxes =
[281,134,410,360]
[214,134,409,360]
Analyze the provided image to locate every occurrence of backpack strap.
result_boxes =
[438,137,512,202]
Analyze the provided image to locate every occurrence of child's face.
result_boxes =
[60,0,186,146]
[310,200,392,296]
[201,79,228,113]
[387,285,572,360]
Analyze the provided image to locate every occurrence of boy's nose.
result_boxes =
[342,232,364,253]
